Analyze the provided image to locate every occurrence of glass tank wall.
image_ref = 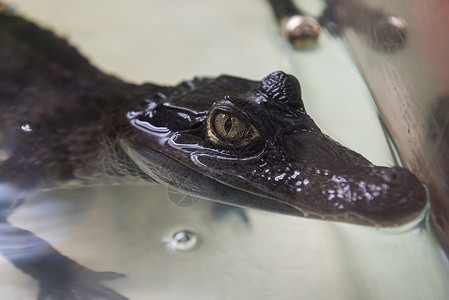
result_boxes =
[1,0,448,299]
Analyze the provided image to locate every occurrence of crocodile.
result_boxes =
[0,9,426,300]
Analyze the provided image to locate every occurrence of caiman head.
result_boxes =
[121,71,427,227]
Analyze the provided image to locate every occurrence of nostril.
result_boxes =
[390,171,400,184]
[380,168,404,186]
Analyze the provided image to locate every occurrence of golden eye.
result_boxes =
[213,112,248,143]
[207,110,260,146]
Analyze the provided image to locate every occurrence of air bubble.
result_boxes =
[168,229,198,252]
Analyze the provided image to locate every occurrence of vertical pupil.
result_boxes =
[224,117,232,134]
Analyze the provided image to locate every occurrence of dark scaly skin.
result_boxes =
[0,10,426,300]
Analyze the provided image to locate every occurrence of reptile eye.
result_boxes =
[213,112,248,142]
[207,110,260,146]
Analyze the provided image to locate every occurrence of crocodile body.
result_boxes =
[0,11,426,300]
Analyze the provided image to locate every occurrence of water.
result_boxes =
[1,0,449,299]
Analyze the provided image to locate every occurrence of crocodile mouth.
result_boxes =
[120,135,428,227]
[119,139,302,216]
[188,149,428,227]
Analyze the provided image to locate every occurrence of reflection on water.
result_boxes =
[1,185,447,299]
[1,0,449,299]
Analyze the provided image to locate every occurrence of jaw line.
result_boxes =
[119,139,303,216]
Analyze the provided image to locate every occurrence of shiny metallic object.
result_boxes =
[372,16,407,51]
[325,0,408,51]
[281,15,321,49]
[267,0,321,49]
